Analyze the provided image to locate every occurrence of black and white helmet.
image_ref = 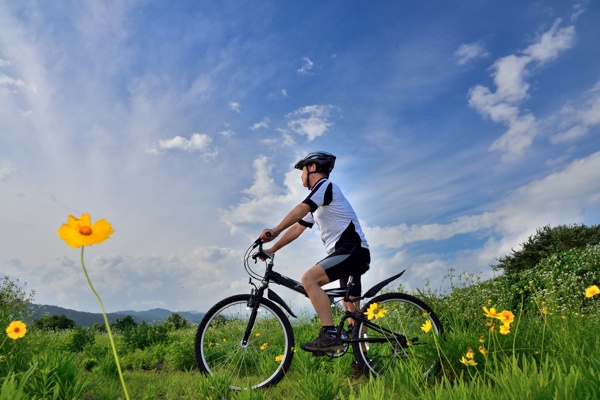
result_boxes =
[294,151,336,171]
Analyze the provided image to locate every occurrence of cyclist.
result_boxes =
[260,151,370,353]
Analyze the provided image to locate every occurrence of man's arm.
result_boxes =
[268,223,307,253]
[260,202,311,241]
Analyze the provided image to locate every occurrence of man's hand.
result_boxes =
[260,228,278,242]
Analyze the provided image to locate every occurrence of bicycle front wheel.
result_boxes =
[195,294,295,390]
[352,292,442,378]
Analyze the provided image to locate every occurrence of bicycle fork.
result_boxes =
[241,281,267,346]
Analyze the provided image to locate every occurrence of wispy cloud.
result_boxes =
[151,133,215,154]
[229,101,241,113]
[286,105,337,141]
[249,117,270,131]
[297,57,314,75]
[454,42,490,66]
[468,19,576,160]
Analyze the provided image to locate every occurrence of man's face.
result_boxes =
[300,164,315,188]
[301,165,309,188]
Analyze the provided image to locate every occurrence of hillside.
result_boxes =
[28,304,205,326]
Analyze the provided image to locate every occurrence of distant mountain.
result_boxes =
[27,304,204,327]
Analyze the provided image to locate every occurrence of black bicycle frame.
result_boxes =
[241,251,409,347]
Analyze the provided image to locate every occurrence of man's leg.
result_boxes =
[302,265,333,325]
[300,265,345,352]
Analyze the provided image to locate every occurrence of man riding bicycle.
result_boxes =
[260,151,370,353]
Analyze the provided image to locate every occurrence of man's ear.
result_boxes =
[308,163,317,172]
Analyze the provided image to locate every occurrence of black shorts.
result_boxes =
[317,243,370,296]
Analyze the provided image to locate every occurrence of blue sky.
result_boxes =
[1,1,599,314]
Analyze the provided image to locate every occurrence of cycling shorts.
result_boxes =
[316,243,370,296]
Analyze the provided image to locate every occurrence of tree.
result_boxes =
[33,314,76,330]
[493,224,600,275]
[113,315,138,332]
[164,312,189,330]
[0,275,35,325]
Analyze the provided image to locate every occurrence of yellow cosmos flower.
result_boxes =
[421,319,433,333]
[585,285,599,298]
[466,348,475,359]
[58,213,114,248]
[364,302,388,320]
[275,355,284,363]
[460,356,477,366]
[260,343,268,350]
[478,345,487,357]
[497,310,515,325]
[482,306,499,319]
[499,323,511,335]
[6,321,27,340]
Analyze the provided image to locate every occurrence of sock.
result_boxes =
[323,326,336,336]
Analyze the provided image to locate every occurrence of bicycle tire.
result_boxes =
[195,294,295,389]
[352,292,442,378]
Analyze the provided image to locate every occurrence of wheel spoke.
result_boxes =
[195,295,294,389]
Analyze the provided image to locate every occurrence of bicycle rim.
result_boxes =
[195,294,294,389]
[352,293,442,378]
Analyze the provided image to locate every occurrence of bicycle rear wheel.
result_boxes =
[195,294,295,389]
[352,292,442,377]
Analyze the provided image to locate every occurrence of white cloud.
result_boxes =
[249,117,270,131]
[219,129,235,137]
[550,81,600,144]
[367,150,600,268]
[468,19,576,160]
[286,105,337,141]
[229,102,241,113]
[158,133,213,152]
[297,57,314,75]
[454,42,490,66]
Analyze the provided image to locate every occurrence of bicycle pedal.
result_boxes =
[311,351,327,357]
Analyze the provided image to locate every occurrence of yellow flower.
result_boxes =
[479,335,485,343]
[466,348,475,359]
[585,285,599,298]
[6,321,27,340]
[460,356,477,366]
[499,323,511,335]
[222,338,227,343]
[255,333,261,337]
[541,307,547,316]
[482,306,499,319]
[364,302,388,320]
[497,310,515,325]
[478,345,487,357]
[58,214,114,248]
[487,299,493,304]
[260,342,268,350]
[421,320,432,333]
[275,355,284,363]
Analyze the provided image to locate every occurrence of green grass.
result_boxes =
[2,245,599,399]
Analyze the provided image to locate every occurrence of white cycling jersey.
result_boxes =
[299,178,369,254]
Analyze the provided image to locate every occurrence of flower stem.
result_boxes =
[80,247,130,400]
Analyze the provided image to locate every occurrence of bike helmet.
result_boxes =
[294,151,336,172]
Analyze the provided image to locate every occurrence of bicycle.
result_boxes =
[194,239,443,390]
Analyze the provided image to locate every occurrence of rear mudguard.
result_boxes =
[362,270,405,298]
[268,289,297,318]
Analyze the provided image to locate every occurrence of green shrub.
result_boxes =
[69,326,96,353]
[164,336,196,371]
[122,321,169,351]
[493,224,600,275]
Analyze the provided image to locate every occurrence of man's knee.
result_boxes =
[302,265,329,287]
